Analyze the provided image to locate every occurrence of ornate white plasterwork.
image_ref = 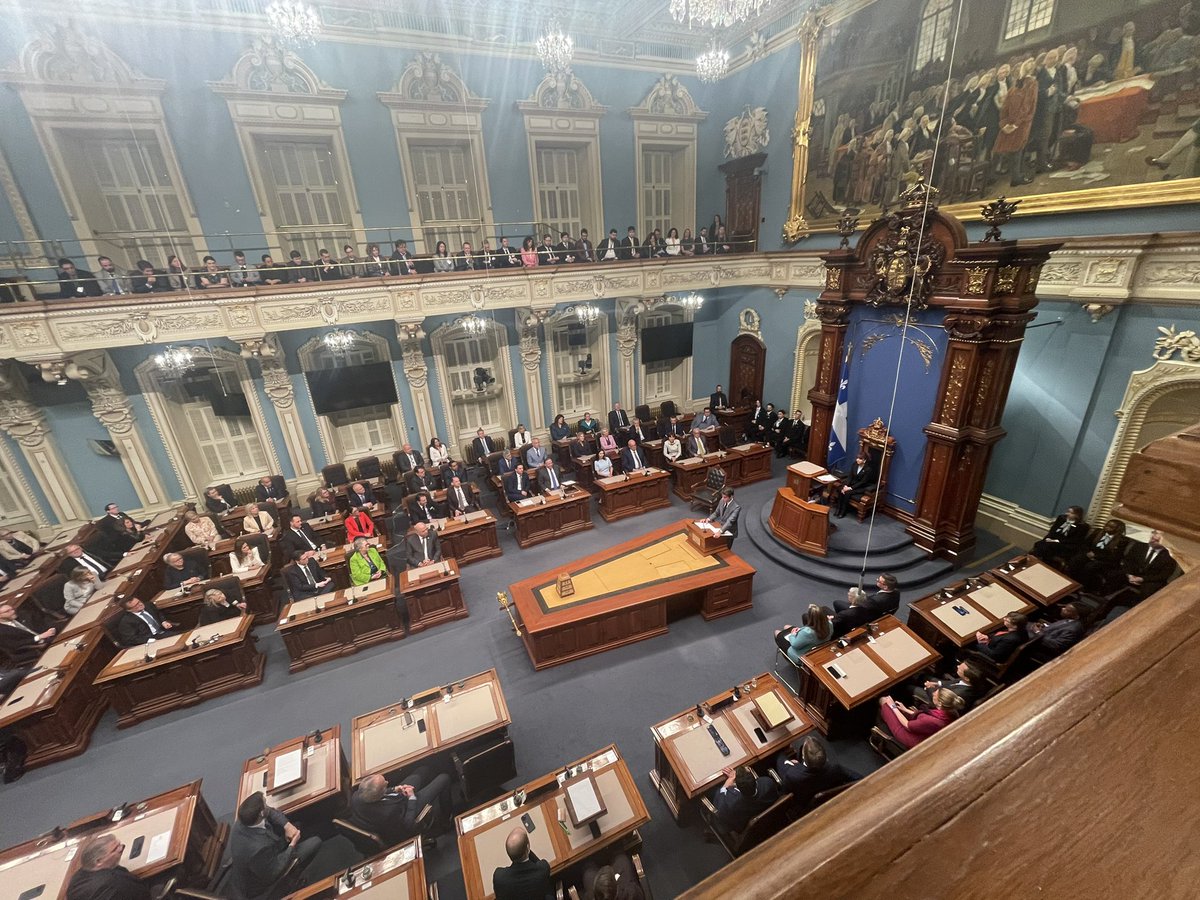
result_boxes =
[628,75,708,238]
[724,106,769,159]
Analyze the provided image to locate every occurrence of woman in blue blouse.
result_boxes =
[774,604,833,663]
[550,414,572,442]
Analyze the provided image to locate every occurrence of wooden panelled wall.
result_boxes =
[683,565,1200,899]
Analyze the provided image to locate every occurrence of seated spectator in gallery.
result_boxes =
[258,254,288,285]
[314,248,343,282]
[56,257,101,299]
[340,244,366,278]
[1031,505,1088,565]
[389,239,417,275]
[93,256,131,296]
[132,259,172,294]
[432,241,453,273]
[197,255,230,289]
[363,243,387,277]
[1067,519,1130,592]
[229,250,262,287]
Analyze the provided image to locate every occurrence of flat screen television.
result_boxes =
[306,361,398,415]
[641,322,693,364]
[565,323,588,347]
[208,386,252,418]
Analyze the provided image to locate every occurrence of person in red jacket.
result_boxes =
[345,507,376,541]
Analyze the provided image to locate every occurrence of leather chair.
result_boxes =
[659,399,678,419]
[849,419,896,522]
[323,463,350,488]
[207,575,245,607]
[700,791,794,858]
[238,532,272,573]
[263,474,289,500]
[388,509,411,541]
[453,736,517,802]
[30,574,70,627]
[207,483,237,508]
[635,403,652,423]
[356,455,382,480]
[690,467,727,513]
[179,546,212,581]
[718,424,738,449]
[565,852,653,900]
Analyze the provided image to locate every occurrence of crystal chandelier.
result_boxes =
[696,43,730,84]
[458,314,488,336]
[323,329,357,355]
[152,345,194,375]
[574,303,601,324]
[671,0,773,29]
[265,0,322,48]
[536,17,575,74]
[678,292,706,310]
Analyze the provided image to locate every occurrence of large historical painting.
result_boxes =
[793,0,1200,232]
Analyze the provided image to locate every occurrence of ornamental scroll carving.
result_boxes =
[256,346,295,410]
[397,323,429,389]
[616,318,638,358]
[724,106,769,159]
[1152,325,1200,362]
[69,352,138,436]
[0,363,51,449]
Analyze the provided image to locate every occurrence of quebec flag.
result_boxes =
[828,341,852,468]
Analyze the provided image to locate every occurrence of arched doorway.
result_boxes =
[729,333,766,406]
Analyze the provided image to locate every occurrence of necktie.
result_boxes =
[1097,534,1111,549]
[81,554,105,576]
[297,529,315,549]
[698,438,706,455]
[138,611,161,635]
[5,620,37,637]
[303,565,315,586]
[423,537,431,559]
[716,501,726,520]
[1147,548,1157,564]
[408,455,416,467]
[632,453,640,469]
[550,469,558,488]
[456,488,466,508]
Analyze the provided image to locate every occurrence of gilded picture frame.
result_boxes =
[783,0,1200,242]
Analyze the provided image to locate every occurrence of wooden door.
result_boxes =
[729,334,765,406]
[718,152,766,252]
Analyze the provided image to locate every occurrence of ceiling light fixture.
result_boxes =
[265,0,322,48]
[574,303,601,324]
[536,17,575,74]
[457,314,488,336]
[322,329,357,355]
[696,42,730,83]
[152,345,195,375]
[670,0,773,29]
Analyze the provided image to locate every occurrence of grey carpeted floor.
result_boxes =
[1,466,1014,898]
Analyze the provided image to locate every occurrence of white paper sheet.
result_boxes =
[566,778,603,822]
[272,748,304,787]
[145,831,171,865]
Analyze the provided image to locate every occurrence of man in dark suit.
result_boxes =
[712,765,779,834]
[255,475,287,504]
[446,476,479,518]
[1067,519,1130,592]
[706,488,741,547]
[620,439,647,473]
[280,515,323,557]
[627,418,649,444]
[405,523,442,569]
[96,503,144,555]
[596,228,621,262]
[913,660,986,710]
[472,428,495,462]
[777,413,810,460]
[833,453,877,518]
[349,770,452,846]
[748,401,770,440]
[114,597,178,647]
[0,603,56,666]
[608,403,631,434]
[1029,603,1085,663]
[554,231,576,263]
[161,552,206,591]
[203,486,235,514]
[1117,530,1176,601]
[66,834,151,900]
[574,229,594,263]
[768,410,790,451]
[1031,506,1088,564]
[774,737,858,806]
[505,465,532,502]
[230,791,323,900]
[830,587,875,637]
[55,257,102,299]
[285,550,332,599]
[409,494,438,525]
[494,237,520,268]
[619,226,641,261]
[536,458,565,493]
[710,384,729,410]
[495,450,519,477]
[406,467,439,495]
[973,613,1029,663]
[493,826,553,900]
[686,428,710,458]
[834,573,900,615]
[395,443,424,475]
[657,416,677,439]
[346,481,375,508]
[58,544,110,579]
[453,241,480,271]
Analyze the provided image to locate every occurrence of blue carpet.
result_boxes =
[1,464,1015,898]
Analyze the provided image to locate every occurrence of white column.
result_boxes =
[396,321,439,443]
[519,311,548,436]
[615,300,640,406]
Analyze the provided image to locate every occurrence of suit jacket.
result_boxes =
[554,241,576,263]
[446,484,478,515]
[505,471,531,501]
[407,472,439,494]
[58,551,109,579]
[536,464,565,492]
[608,409,631,432]
[577,417,600,434]
[280,525,321,556]
[348,547,387,586]
[710,391,729,409]
[96,513,140,554]
[627,425,648,444]
[284,560,330,598]
[492,853,553,900]
[713,777,780,833]
[57,269,103,299]
[525,445,548,468]
[1039,515,1088,549]
[749,407,769,431]
[1034,618,1084,656]
[596,238,621,261]
[395,450,425,474]
[346,486,375,508]
[162,558,207,590]
[831,604,875,638]
[344,512,376,541]
[496,456,519,477]
[66,865,151,900]
[230,809,299,900]
[242,510,275,534]
[205,495,236,514]
[862,589,900,617]
[0,620,47,666]
[774,754,857,806]
[389,251,417,276]
[1122,542,1176,595]
[620,446,648,471]
[690,414,718,430]
[708,499,741,537]
[569,440,592,460]
[409,501,437,525]
[453,252,479,271]
[472,436,496,459]
[114,601,173,647]
[311,497,338,517]
[198,600,243,626]
[618,236,641,260]
[979,627,1028,662]
[536,244,558,265]
[843,461,878,493]
[349,788,423,844]
[574,238,594,262]
[404,532,442,568]
[686,435,711,457]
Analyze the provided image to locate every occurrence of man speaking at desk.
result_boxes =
[705,488,741,548]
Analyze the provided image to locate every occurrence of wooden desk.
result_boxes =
[434,513,501,566]
[0,556,59,609]
[908,575,1037,651]
[94,614,265,728]
[553,437,595,468]
[285,840,426,900]
[455,745,649,900]
[716,406,752,440]
[785,460,833,499]
[236,726,349,823]
[726,442,774,485]
[151,564,273,627]
[992,555,1081,607]
[508,487,593,549]
[0,780,225,899]
[768,488,831,557]
[351,668,511,781]
[797,615,940,737]
[507,519,755,670]
[277,578,402,672]
[649,673,812,823]
[398,560,467,634]
[638,438,666,470]
[686,520,728,555]
[52,577,131,644]
[594,468,671,522]
[0,637,113,769]
[669,452,731,501]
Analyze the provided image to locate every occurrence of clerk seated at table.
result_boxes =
[281,515,324,556]
[972,613,1029,663]
[569,432,592,460]
[711,765,780,834]
[345,507,376,541]
[229,539,264,575]
[310,488,338,517]
[204,486,236,515]
[285,549,333,599]
[663,433,683,463]
[686,428,710,458]
[1028,603,1085,663]
[66,834,150,900]
[410,493,438,525]
[691,407,718,431]
[407,466,439,495]
[594,455,614,478]
[549,414,572,442]
[230,791,324,900]
[774,736,859,806]
[445,476,478,518]
[576,853,645,900]
[349,769,453,847]
[494,826,553,900]
[830,587,873,638]
[775,603,834,663]
[496,449,519,477]
[162,552,206,591]
[346,481,375,509]
[242,503,275,536]
[348,537,387,587]
[505,464,532,501]
[0,603,56,666]
[877,688,964,750]
[620,439,647,473]
[114,596,178,647]
[404,522,442,569]
[537,458,565,493]
[198,587,247,625]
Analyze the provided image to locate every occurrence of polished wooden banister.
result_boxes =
[683,566,1200,899]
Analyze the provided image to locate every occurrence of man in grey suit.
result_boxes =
[524,437,548,469]
[230,792,322,900]
[536,458,565,493]
[404,522,442,569]
[706,487,741,548]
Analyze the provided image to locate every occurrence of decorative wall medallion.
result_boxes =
[965,267,988,294]
[994,265,1019,294]
[825,268,841,291]
[723,106,769,159]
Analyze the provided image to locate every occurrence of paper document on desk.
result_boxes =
[566,778,603,822]
[273,748,304,788]
[145,831,171,865]
[817,473,839,483]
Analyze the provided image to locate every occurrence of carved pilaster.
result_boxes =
[241,335,315,483]
[805,299,852,464]
[396,321,438,443]
[0,361,88,523]
[519,312,548,435]
[615,301,640,406]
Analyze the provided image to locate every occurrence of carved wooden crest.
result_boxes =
[864,184,948,311]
